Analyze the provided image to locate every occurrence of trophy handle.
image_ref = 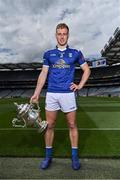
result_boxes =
[30,101,42,122]
[31,102,48,132]
[30,101,40,111]
[36,102,43,123]
[36,101,40,112]
[12,117,26,128]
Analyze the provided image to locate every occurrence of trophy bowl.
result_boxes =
[12,102,48,133]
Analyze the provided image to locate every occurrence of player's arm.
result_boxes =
[70,63,91,91]
[30,65,49,103]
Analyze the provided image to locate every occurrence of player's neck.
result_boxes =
[57,44,68,51]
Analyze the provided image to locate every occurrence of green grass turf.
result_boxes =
[0,96,120,157]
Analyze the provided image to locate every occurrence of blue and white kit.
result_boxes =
[43,46,86,112]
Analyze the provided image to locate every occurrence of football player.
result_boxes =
[30,23,90,170]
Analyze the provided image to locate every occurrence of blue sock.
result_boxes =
[72,147,78,159]
[46,147,53,158]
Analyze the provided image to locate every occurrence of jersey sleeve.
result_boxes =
[77,50,86,66]
[43,51,50,67]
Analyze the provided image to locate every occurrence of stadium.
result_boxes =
[0,27,120,98]
[0,27,120,179]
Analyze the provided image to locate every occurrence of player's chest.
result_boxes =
[49,52,76,65]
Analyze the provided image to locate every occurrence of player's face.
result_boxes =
[56,28,69,47]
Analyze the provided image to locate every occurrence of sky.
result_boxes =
[0,0,120,63]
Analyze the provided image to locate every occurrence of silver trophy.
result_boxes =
[12,102,48,133]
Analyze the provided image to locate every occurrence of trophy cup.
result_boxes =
[12,102,48,133]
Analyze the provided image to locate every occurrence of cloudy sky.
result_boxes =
[0,0,120,63]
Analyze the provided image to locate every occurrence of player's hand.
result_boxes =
[30,94,39,104]
[70,82,82,92]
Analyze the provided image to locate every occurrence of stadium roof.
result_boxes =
[0,62,42,70]
[101,27,120,65]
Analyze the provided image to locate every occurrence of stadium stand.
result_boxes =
[101,27,120,65]
[0,89,12,98]
[0,63,120,98]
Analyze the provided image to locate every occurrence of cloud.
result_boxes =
[0,0,120,63]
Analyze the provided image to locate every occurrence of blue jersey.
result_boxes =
[43,46,86,93]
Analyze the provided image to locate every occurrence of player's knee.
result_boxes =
[68,123,77,129]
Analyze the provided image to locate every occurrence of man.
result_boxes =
[30,23,91,170]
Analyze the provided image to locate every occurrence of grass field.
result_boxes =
[0,96,120,157]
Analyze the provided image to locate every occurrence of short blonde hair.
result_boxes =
[56,23,69,33]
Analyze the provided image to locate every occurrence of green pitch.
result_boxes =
[0,96,120,157]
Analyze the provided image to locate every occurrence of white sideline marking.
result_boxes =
[0,128,120,131]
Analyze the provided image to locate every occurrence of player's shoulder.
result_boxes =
[69,48,81,53]
[68,47,82,55]
[44,48,57,56]
[44,47,57,54]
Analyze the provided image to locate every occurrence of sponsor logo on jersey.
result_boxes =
[52,59,70,68]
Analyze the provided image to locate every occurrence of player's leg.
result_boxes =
[59,92,80,170]
[59,92,78,147]
[40,92,59,170]
[65,111,80,170]
[45,110,58,150]
[40,110,58,170]
[65,110,78,147]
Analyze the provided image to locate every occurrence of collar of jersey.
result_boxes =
[56,45,69,51]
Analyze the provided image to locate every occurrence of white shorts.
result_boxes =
[45,92,77,113]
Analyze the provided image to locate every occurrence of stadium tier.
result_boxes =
[0,64,120,98]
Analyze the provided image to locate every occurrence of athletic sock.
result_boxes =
[45,147,53,159]
[72,147,79,159]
